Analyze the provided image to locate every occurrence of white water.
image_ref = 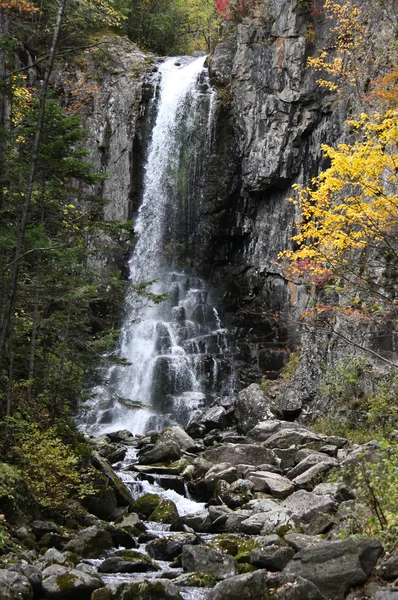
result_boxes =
[80,57,234,437]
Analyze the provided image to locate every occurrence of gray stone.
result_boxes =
[274,575,327,599]
[248,470,295,498]
[98,549,159,573]
[114,512,146,536]
[182,544,237,580]
[8,565,42,592]
[250,544,295,570]
[205,569,269,600]
[235,384,274,433]
[42,567,104,599]
[138,440,181,465]
[281,490,336,521]
[200,406,229,431]
[146,534,198,561]
[292,462,336,489]
[31,519,59,538]
[283,537,383,600]
[264,428,323,451]
[287,454,338,480]
[202,443,280,468]
[158,426,196,451]
[63,525,113,558]
[181,510,212,532]
[240,507,295,535]
[0,570,33,600]
[91,579,183,600]
[41,548,78,567]
[379,556,398,580]
[375,590,398,600]
[285,533,323,552]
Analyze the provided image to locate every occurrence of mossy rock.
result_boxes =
[175,571,216,587]
[208,534,259,563]
[132,494,161,518]
[149,499,179,527]
[168,458,190,473]
[237,563,256,574]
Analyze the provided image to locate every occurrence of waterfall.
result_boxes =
[81,56,235,436]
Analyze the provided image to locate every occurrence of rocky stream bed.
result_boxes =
[1,384,398,600]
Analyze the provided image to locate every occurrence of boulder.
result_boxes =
[98,549,159,573]
[42,566,104,599]
[157,426,196,451]
[107,429,133,443]
[41,548,78,567]
[287,455,338,480]
[248,470,295,498]
[63,525,113,559]
[240,507,295,535]
[182,545,237,580]
[292,462,337,489]
[235,384,274,433]
[283,537,383,599]
[264,429,324,451]
[138,441,181,465]
[200,406,229,431]
[281,490,336,522]
[250,544,295,571]
[149,499,179,527]
[180,509,212,533]
[132,493,160,518]
[7,565,42,593]
[379,556,398,580]
[203,444,280,468]
[285,533,324,552]
[248,420,313,443]
[114,512,146,536]
[205,569,269,600]
[0,570,33,600]
[146,533,197,561]
[91,579,183,600]
[374,590,398,600]
[31,520,59,538]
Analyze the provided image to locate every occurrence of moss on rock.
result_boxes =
[132,494,161,518]
[149,499,179,527]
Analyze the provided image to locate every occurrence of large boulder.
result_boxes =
[182,545,237,580]
[264,429,324,451]
[146,533,197,561]
[149,499,179,527]
[281,490,336,523]
[157,426,196,451]
[7,565,42,593]
[235,384,274,433]
[63,525,113,559]
[205,569,269,600]
[114,512,146,536]
[42,565,104,599]
[202,444,280,468]
[98,549,159,573]
[138,441,181,465]
[247,470,295,498]
[0,570,33,600]
[250,544,295,571]
[283,537,383,599]
[240,506,295,535]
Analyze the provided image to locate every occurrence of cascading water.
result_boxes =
[81,56,235,436]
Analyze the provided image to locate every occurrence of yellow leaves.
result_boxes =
[0,0,38,14]
[281,109,398,287]
[11,76,34,126]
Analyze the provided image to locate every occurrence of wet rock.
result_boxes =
[146,533,198,561]
[205,569,269,600]
[283,537,383,600]
[200,406,229,431]
[0,570,33,600]
[250,544,295,571]
[42,565,104,599]
[98,549,160,573]
[173,572,216,587]
[180,509,212,532]
[132,493,160,518]
[91,579,183,600]
[182,544,237,580]
[138,441,181,465]
[106,523,138,549]
[63,525,113,559]
[202,443,280,468]
[149,499,179,527]
[248,470,295,498]
[107,429,133,443]
[235,384,274,433]
[114,512,146,536]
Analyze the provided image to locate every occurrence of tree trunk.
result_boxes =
[0,0,68,373]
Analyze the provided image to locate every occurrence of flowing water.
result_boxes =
[80,56,235,437]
